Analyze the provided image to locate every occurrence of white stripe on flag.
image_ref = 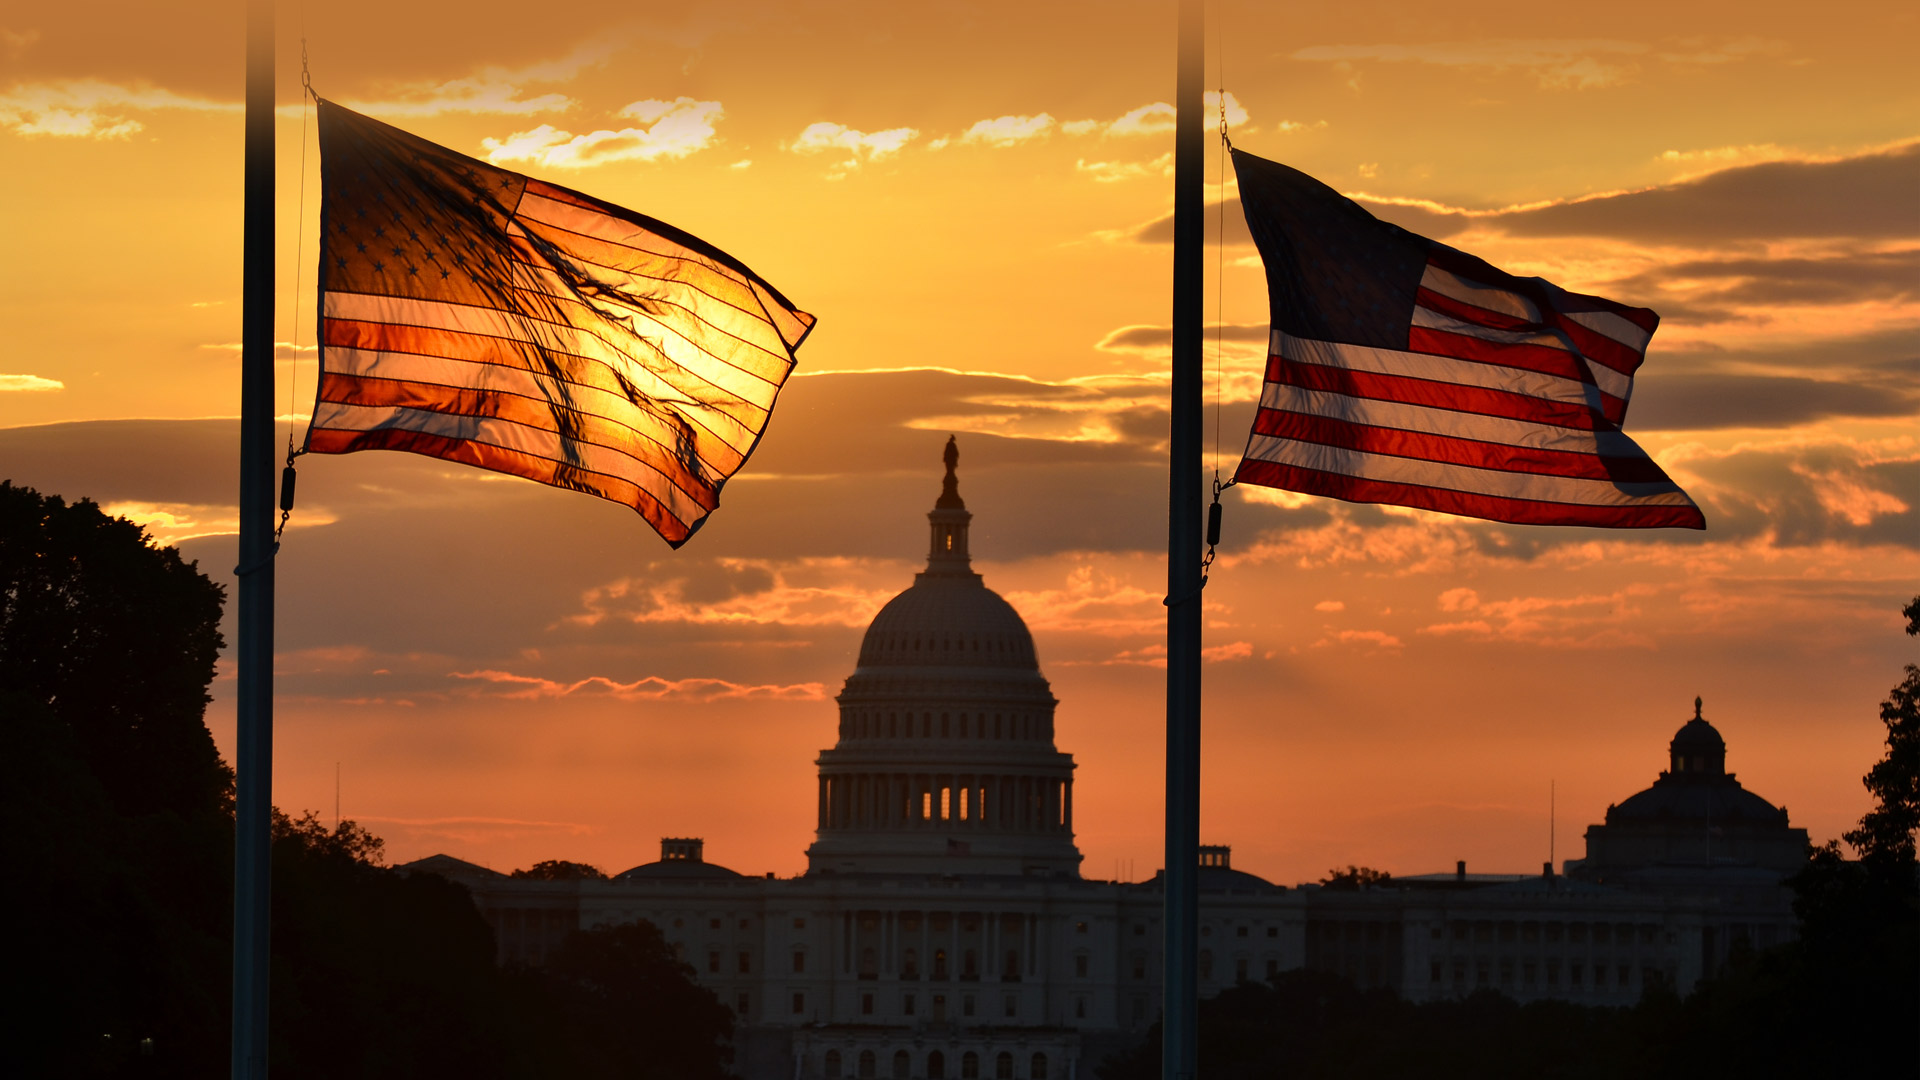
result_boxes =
[1270,332,1614,414]
[1418,263,1542,322]
[1243,432,1694,507]
[1256,382,1654,458]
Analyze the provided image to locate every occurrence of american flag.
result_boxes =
[310,101,814,546]
[1230,149,1702,529]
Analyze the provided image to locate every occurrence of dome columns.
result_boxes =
[816,770,1075,836]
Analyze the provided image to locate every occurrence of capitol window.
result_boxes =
[825,1050,843,1079]
[792,992,805,1014]
[903,992,916,1015]
[1031,1052,1049,1079]
[995,1053,1014,1080]
[858,1050,876,1079]
[793,950,806,973]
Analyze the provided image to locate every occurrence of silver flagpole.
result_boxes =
[232,0,276,1075]
[1163,1,1205,1079]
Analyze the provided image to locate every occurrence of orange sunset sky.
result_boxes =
[2,1,1916,886]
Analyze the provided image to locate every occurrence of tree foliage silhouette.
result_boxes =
[2,484,736,1078]
[0,481,229,817]
[511,858,609,880]
[1843,594,1920,867]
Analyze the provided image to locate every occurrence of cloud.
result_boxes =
[1106,102,1175,137]
[1415,584,1662,648]
[482,97,723,167]
[1093,92,1250,137]
[1313,600,1346,612]
[1121,141,1920,247]
[450,668,825,703]
[1292,39,1652,89]
[1074,639,1252,668]
[1314,629,1403,649]
[199,341,318,362]
[1790,464,1911,527]
[1075,153,1172,183]
[339,41,619,118]
[1612,248,1920,315]
[563,560,894,630]
[960,113,1055,146]
[0,79,235,138]
[1002,566,1165,635]
[789,121,918,168]
[0,373,63,391]
[1095,323,1269,353]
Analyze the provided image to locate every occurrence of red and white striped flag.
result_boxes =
[1231,149,1702,529]
[310,101,814,546]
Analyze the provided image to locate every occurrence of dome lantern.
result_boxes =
[925,435,974,578]
[1668,696,1728,778]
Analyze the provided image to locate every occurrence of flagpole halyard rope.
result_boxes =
[277,32,314,542]
[1202,56,1233,589]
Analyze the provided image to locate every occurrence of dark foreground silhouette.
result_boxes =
[0,483,733,1079]
[1102,601,1920,1080]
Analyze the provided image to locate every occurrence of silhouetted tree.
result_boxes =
[0,481,229,818]
[1843,596,1919,867]
[1,485,739,1078]
[511,858,609,880]
[1318,865,1392,890]
[531,920,737,1080]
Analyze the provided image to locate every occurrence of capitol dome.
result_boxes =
[805,438,1081,878]
[1572,698,1807,880]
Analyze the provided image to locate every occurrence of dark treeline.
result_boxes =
[1102,598,1920,1079]
[1,483,733,1078]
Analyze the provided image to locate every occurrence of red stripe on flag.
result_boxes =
[1232,457,1705,529]
[314,372,715,506]
[1249,407,1675,483]
[1407,327,1628,423]
[1266,354,1613,432]
[1415,286,1536,333]
[306,425,695,545]
[1425,247,1659,334]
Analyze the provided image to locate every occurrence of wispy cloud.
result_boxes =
[789,120,918,170]
[1003,566,1164,635]
[1416,584,1662,648]
[564,560,894,630]
[960,112,1056,146]
[451,668,825,703]
[1293,39,1651,89]
[0,79,236,138]
[483,97,724,167]
[0,373,63,391]
[1075,152,1173,183]
[340,41,619,118]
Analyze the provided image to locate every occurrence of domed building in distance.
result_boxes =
[406,441,1813,1080]
[809,437,1081,879]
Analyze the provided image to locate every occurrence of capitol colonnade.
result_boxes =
[817,772,1072,835]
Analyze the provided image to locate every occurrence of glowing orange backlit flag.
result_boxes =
[308,101,815,546]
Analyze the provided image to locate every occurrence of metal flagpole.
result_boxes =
[1163,1,1205,1078]
[233,0,276,1075]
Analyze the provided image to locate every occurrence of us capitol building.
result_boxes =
[407,440,1810,1080]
